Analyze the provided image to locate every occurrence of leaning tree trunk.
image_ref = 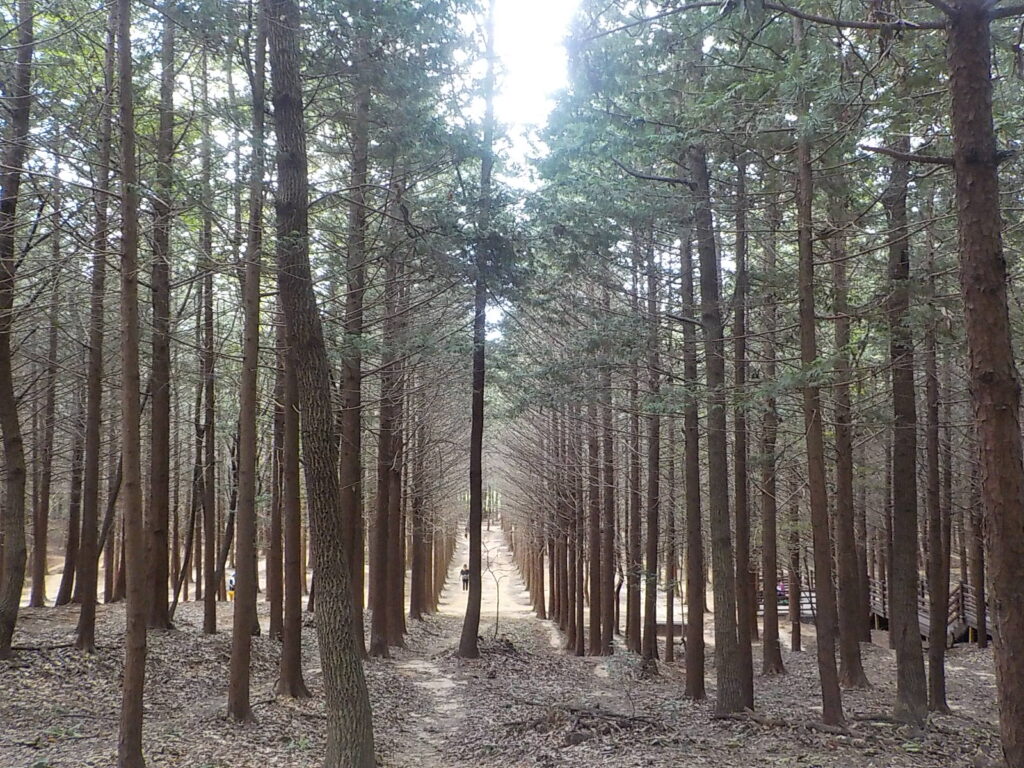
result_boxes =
[267,2,376,763]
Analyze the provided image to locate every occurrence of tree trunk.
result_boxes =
[948,3,1024,762]
[600,349,615,654]
[883,138,927,725]
[30,259,59,607]
[340,6,371,657]
[267,2,376,761]
[277,322,309,698]
[761,192,785,676]
[200,44,218,636]
[55,408,84,606]
[0,0,33,659]
[691,144,742,713]
[147,4,174,631]
[457,0,494,661]
[681,232,706,697]
[626,308,642,654]
[793,28,843,721]
[587,399,602,656]
[829,197,869,688]
[641,245,660,669]
[731,153,754,706]
[115,0,147,761]
[788,478,801,653]
[268,354,284,640]
[228,9,266,721]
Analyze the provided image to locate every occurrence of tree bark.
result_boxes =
[340,5,371,657]
[947,3,1024,761]
[641,245,660,669]
[267,3,376,761]
[761,191,785,676]
[200,45,218,636]
[115,0,148,761]
[829,197,869,688]
[691,144,742,713]
[883,137,927,725]
[0,0,33,659]
[681,231,706,697]
[793,26,843,722]
[228,8,266,721]
[457,0,495,661]
[731,153,754,706]
[147,3,174,631]
[277,322,309,698]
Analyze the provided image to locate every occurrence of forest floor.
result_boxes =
[1,529,1005,768]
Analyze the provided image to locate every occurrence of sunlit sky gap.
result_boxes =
[492,0,581,130]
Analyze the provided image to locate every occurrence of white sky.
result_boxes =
[492,0,580,132]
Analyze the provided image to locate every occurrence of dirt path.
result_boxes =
[388,525,540,767]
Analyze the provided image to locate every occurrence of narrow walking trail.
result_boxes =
[389,524,539,767]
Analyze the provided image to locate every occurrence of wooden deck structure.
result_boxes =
[866,577,991,645]
[757,578,991,646]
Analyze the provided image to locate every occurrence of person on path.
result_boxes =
[460,564,470,591]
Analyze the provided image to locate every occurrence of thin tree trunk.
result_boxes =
[0,0,33,659]
[600,345,615,654]
[761,192,785,676]
[883,137,927,725]
[681,232,706,697]
[200,44,218,636]
[587,399,602,655]
[268,354,284,640]
[829,197,869,688]
[641,245,660,669]
[30,259,59,607]
[794,24,843,722]
[457,0,494,661]
[691,143,742,713]
[147,4,174,630]
[340,4,370,657]
[277,322,309,698]
[115,0,147,760]
[732,153,754,706]
[55,408,84,606]
[228,8,266,720]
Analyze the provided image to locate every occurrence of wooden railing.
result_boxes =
[867,577,991,643]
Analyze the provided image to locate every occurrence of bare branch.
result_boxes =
[611,157,695,189]
[991,3,1024,18]
[919,0,956,17]
[860,144,954,165]
[763,1,946,29]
